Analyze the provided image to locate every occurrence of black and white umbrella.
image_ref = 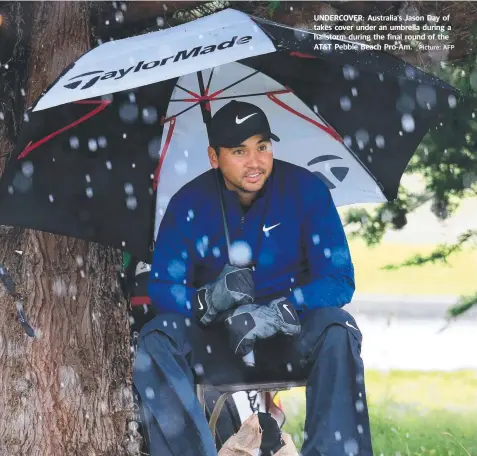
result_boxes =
[0,8,459,263]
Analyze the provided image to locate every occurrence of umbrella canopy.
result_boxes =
[0,8,459,263]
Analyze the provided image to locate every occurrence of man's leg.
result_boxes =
[133,313,247,456]
[297,307,374,456]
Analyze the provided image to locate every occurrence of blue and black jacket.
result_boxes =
[148,159,355,317]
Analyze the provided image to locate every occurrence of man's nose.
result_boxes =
[246,150,260,167]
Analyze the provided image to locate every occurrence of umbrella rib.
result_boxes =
[205,68,215,93]
[208,70,260,98]
[175,84,200,99]
[169,89,291,103]
[162,101,201,124]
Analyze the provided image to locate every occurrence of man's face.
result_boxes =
[207,134,273,197]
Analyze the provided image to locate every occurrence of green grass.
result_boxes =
[277,370,477,455]
[349,240,477,296]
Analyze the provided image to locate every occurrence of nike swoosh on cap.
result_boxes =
[236,113,257,124]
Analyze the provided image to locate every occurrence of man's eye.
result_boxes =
[233,149,244,155]
[258,145,268,151]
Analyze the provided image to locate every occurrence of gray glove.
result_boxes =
[225,297,301,357]
[193,264,254,327]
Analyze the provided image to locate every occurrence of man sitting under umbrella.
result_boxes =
[133,100,374,456]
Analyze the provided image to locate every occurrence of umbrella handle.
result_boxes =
[214,170,233,266]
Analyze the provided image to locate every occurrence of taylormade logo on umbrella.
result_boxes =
[63,35,253,90]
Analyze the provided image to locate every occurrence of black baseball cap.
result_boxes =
[209,100,280,148]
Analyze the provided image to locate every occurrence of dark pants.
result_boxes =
[133,306,374,456]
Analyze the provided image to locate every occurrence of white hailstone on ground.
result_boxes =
[194,363,204,376]
[401,113,415,132]
[148,137,162,159]
[115,11,124,23]
[21,161,34,177]
[85,174,91,183]
[351,87,358,97]
[156,17,165,27]
[229,241,252,266]
[88,139,98,151]
[142,106,158,124]
[324,248,331,258]
[86,187,93,198]
[49,194,54,203]
[206,345,212,354]
[123,133,127,139]
[124,183,134,195]
[343,65,358,80]
[293,288,304,305]
[355,399,364,412]
[52,278,68,297]
[106,160,112,170]
[375,135,385,148]
[355,129,369,150]
[344,438,359,455]
[70,136,80,149]
[76,255,83,267]
[98,136,107,148]
[212,247,221,258]
[340,96,352,111]
[416,84,437,109]
[286,363,292,372]
[119,102,139,123]
[335,431,342,441]
[448,94,457,108]
[174,160,187,175]
[344,136,352,147]
[126,196,137,210]
[312,234,320,245]
[134,351,152,372]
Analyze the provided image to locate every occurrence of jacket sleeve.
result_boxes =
[287,176,355,314]
[147,195,196,317]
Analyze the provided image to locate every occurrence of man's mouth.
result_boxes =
[244,172,263,183]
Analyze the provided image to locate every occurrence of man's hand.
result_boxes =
[225,297,301,357]
[193,264,254,326]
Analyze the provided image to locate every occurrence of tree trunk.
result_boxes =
[0,3,134,455]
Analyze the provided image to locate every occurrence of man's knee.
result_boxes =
[134,330,171,375]
[322,324,350,352]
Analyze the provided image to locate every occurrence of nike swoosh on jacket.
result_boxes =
[148,159,355,317]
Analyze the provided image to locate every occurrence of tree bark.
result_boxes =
[0,2,134,455]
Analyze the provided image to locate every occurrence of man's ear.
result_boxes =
[208,146,219,169]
